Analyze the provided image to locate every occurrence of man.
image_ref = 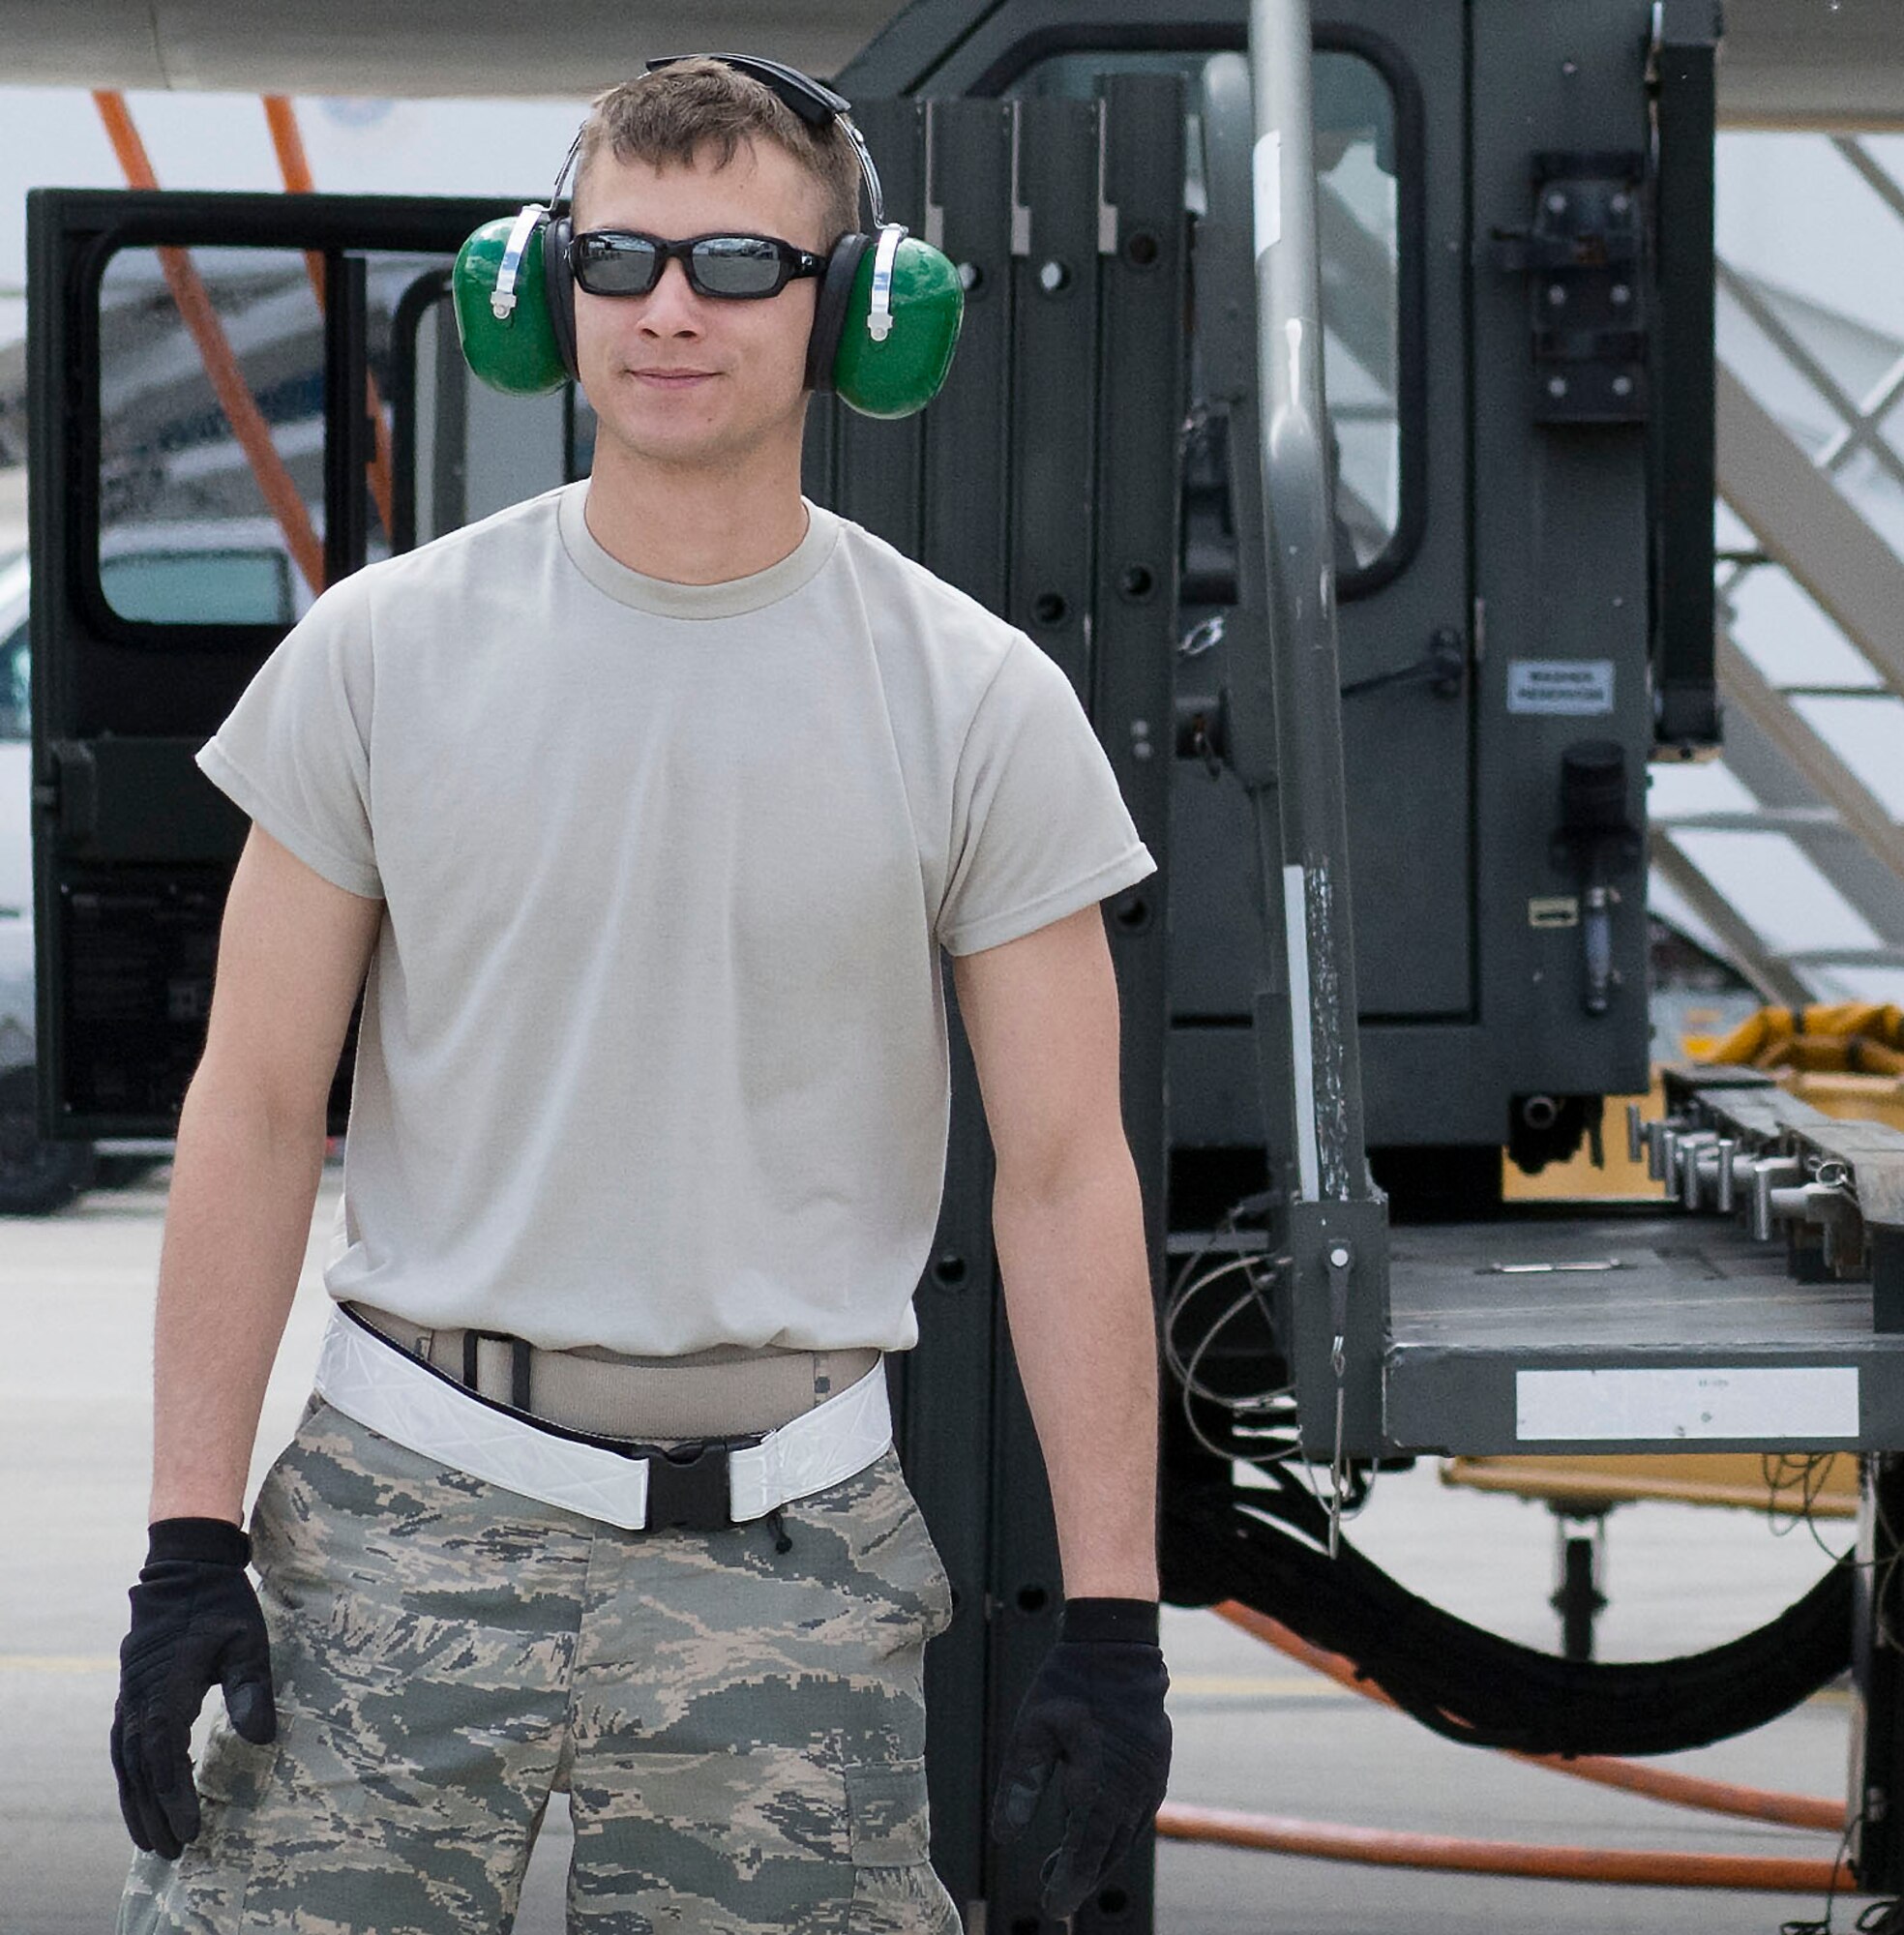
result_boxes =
[113,56,1170,1935]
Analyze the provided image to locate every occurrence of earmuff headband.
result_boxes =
[643,51,886,232]
[491,202,550,319]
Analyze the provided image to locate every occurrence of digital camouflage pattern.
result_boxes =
[120,1396,959,1935]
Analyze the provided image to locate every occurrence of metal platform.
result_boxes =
[1384,1208,1904,1453]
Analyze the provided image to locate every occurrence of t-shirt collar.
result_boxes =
[557,481,839,618]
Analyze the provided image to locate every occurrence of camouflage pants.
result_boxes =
[119,1396,960,1935]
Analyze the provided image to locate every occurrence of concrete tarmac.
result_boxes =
[0,1170,1870,1934]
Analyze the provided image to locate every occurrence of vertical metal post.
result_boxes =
[1649,0,1722,754]
[322,251,371,588]
[1245,0,1388,1466]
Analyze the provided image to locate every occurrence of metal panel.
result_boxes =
[987,94,1108,1935]
[1383,1213,1904,1453]
[1468,1,1655,1113]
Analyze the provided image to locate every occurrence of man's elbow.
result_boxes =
[992,1129,1140,1209]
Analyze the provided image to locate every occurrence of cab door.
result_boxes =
[24,190,568,1137]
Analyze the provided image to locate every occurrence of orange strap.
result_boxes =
[92,92,325,597]
[261,96,398,545]
[1155,1801,1852,1893]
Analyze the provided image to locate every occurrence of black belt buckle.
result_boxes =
[640,1437,756,1533]
[463,1329,534,1413]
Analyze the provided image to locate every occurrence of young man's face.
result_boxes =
[570,136,829,477]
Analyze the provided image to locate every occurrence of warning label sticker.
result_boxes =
[1506,659,1616,716]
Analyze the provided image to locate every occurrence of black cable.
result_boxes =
[1162,1477,1854,1758]
[1778,1810,1863,1935]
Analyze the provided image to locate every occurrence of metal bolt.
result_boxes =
[957,261,983,293]
[1038,259,1069,294]
[1548,375,1569,399]
[1681,1135,1713,1209]
[1750,1158,1803,1242]
[1546,192,1568,214]
[1610,192,1630,215]
[1611,283,1631,306]
[1328,1245,1352,1269]
[1548,283,1568,307]
[1612,374,1634,398]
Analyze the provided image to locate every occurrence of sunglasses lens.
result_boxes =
[575,234,659,295]
[690,237,786,297]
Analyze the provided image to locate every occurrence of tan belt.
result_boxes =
[345,1302,880,1443]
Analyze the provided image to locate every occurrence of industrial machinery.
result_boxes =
[24,0,1904,1926]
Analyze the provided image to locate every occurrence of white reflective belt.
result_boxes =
[312,1305,893,1531]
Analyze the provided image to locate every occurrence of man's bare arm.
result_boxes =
[951,904,1160,1600]
[148,824,382,1526]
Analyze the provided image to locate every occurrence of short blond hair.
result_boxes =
[571,58,863,246]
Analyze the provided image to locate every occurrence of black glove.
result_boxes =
[110,1517,277,1860]
[991,1597,1172,1920]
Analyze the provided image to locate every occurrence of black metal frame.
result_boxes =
[26,190,516,1141]
[387,265,453,556]
[38,192,515,660]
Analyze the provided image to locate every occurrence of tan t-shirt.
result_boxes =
[197,483,1156,1354]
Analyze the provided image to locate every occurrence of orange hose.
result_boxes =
[261,94,397,544]
[1213,1601,1848,1834]
[92,92,326,597]
[1154,1801,1853,1892]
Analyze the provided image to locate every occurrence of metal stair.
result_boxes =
[1651,134,1904,1011]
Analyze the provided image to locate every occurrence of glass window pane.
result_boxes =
[98,245,326,623]
[0,620,26,742]
[1314,50,1399,567]
[1006,45,1407,580]
[96,243,480,612]
[100,545,294,625]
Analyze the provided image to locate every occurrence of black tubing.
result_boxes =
[1161,1476,1853,1758]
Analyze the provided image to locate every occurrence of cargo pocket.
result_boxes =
[845,1757,963,1934]
[890,1476,956,1647]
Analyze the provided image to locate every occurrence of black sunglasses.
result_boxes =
[569,228,825,301]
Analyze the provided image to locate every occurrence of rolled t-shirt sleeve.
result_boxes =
[936,633,1156,956]
[194,580,382,899]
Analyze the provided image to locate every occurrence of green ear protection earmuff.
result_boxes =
[452,53,963,420]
